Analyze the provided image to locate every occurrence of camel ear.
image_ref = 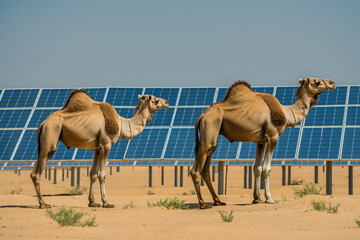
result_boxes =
[299,78,305,84]
[138,94,142,100]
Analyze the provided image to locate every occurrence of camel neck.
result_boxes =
[285,87,315,127]
[119,105,153,139]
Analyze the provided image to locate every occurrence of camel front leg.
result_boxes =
[263,136,278,204]
[253,143,265,204]
[88,151,101,207]
[30,155,52,208]
[98,144,114,208]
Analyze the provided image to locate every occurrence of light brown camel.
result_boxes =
[30,90,169,208]
[191,78,336,209]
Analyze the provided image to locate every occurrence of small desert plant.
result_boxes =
[46,207,97,227]
[290,178,304,185]
[293,182,322,198]
[147,190,155,195]
[311,200,339,214]
[182,190,196,196]
[10,186,22,195]
[355,218,360,227]
[218,210,234,223]
[281,194,288,202]
[147,197,189,210]
[67,186,87,195]
[182,192,188,196]
[122,201,136,209]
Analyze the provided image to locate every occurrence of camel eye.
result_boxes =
[315,81,321,86]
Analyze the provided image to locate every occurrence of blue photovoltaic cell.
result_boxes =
[239,142,257,159]
[37,88,106,108]
[0,109,31,128]
[304,107,345,126]
[106,88,143,106]
[14,130,74,160]
[172,107,207,126]
[349,86,360,104]
[125,128,168,159]
[75,149,95,160]
[108,139,129,160]
[115,108,174,127]
[212,135,239,160]
[108,161,135,166]
[228,160,254,166]
[178,88,215,106]
[300,161,325,166]
[144,88,179,106]
[0,89,39,108]
[346,107,360,126]
[317,86,347,105]
[177,160,195,166]
[342,128,360,160]
[349,161,360,166]
[298,128,342,159]
[27,109,58,128]
[275,87,298,105]
[164,128,195,159]
[36,89,72,107]
[273,127,300,159]
[0,130,22,160]
[216,86,274,102]
[60,161,92,167]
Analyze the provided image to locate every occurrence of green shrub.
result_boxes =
[122,201,136,209]
[147,197,189,210]
[10,186,22,195]
[355,218,360,227]
[182,190,196,196]
[67,186,87,195]
[311,200,339,214]
[147,190,155,195]
[218,210,234,223]
[293,183,322,198]
[46,207,97,227]
[291,178,304,185]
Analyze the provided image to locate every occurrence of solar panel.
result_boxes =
[349,86,360,104]
[108,139,129,160]
[298,128,342,159]
[13,130,74,160]
[0,109,31,128]
[304,107,345,126]
[164,128,195,159]
[144,88,179,106]
[346,106,360,126]
[36,89,73,108]
[317,86,347,105]
[342,128,360,159]
[238,142,257,159]
[27,109,58,128]
[212,135,239,160]
[273,127,300,159]
[125,128,168,159]
[216,88,227,102]
[0,89,39,108]
[106,88,143,106]
[0,130,22,160]
[275,87,298,105]
[172,107,207,126]
[178,88,215,106]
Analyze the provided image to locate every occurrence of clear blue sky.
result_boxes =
[0,0,359,88]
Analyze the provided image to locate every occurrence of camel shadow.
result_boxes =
[0,205,40,209]
[233,203,253,206]
[41,193,76,197]
[186,202,216,209]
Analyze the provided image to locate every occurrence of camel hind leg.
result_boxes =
[30,122,60,208]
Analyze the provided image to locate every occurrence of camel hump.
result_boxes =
[61,89,94,112]
[98,103,119,136]
[221,80,253,103]
[258,93,286,126]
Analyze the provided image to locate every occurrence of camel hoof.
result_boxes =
[252,199,264,204]
[265,199,279,204]
[200,204,212,209]
[39,204,53,209]
[88,203,101,208]
[213,201,226,206]
[102,203,115,208]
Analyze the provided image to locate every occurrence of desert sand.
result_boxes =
[0,165,359,240]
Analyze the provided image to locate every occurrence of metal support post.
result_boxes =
[201,176,204,186]
[117,166,120,172]
[314,166,319,184]
[71,167,75,186]
[282,166,286,186]
[174,166,178,187]
[260,173,265,189]
[248,166,252,189]
[161,166,164,185]
[212,165,216,182]
[49,168,51,181]
[62,169,65,182]
[53,169,57,184]
[326,161,332,195]
[149,166,152,187]
[244,166,248,188]
[218,161,224,195]
[110,166,112,175]
[287,166,291,185]
[348,165,353,195]
[77,167,80,186]
[180,166,183,187]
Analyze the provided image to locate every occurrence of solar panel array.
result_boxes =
[0,84,359,169]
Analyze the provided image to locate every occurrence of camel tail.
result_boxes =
[37,121,46,158]
[194,113,204,157]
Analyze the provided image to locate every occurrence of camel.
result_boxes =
[30,89,169,208]
[191,78,336,209]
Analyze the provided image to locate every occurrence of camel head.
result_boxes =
[138,94,170,112]
[298,77,336,94]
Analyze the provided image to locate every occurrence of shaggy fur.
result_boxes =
[62,89,90,110]
[258,93,286,126]
[221,80,252,102]
[98,103,119,136]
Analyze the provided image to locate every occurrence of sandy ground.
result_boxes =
[0,165,359,240]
